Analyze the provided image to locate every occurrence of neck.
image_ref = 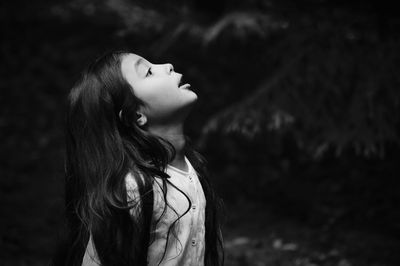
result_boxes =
[147,123,188,172]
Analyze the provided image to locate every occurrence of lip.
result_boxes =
[179,83,191,90]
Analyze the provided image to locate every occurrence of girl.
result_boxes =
[52,51,224,266]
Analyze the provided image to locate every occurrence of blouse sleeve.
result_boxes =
[81,234,100,266]
[81,172,144,266]
[125,171,144,218]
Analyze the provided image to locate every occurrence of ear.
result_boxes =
[136,112,147,127]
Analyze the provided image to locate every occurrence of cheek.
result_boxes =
[145,81,177,103]
[137,80,182,111]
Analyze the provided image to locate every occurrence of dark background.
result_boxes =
[1,0,400,265]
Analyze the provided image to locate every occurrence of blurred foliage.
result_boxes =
[198,10,400,159]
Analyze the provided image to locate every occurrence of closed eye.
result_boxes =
[146,67,152,77]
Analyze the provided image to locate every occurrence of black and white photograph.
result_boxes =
[1,0,399,265]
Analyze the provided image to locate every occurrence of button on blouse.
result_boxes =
[148,156,206,266]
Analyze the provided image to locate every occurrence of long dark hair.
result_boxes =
[51,51,224,266]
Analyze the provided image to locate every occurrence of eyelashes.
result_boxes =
[146,67,152,77]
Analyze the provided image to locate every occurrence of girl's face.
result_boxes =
[121,53,198,125]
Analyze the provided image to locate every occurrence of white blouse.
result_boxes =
[81,156,206,266]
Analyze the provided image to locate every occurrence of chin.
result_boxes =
[187,92,198,104]
[180,88,197,101]
[190,90,198,99]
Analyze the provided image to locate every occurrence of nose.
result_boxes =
[166,63,174,74]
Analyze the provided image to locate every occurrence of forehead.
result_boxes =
[120,53,144,82]
[121,53,141,70]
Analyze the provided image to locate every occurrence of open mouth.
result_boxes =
[178,75,191,90]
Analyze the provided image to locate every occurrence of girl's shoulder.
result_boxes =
[125,170,146,202]
[124,170,147,217]
[125,171,143,191]
[125,170,159,200]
